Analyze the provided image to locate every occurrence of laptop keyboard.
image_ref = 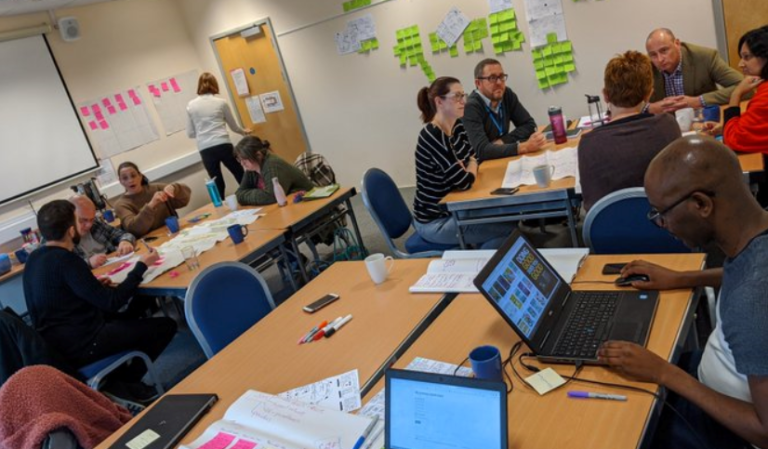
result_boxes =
[552,291,620,359]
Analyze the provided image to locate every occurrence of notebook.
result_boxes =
[109,394,218,449]
[473,230,659,364]
[385,369,507,449]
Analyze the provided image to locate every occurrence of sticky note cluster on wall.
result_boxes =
[358,38,380,53]
[532,34,576,89]
[428,32,459,58]
[462,18,489,54]
[343,0,371,12]
[489,9,525,55]
[394,26,436,82]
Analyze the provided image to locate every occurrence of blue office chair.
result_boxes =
[361,168,455,259]
[184,262,276,359]
[583,187,690,254]
[78,350,164,396]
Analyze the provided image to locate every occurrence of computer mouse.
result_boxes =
[615,274,650,286]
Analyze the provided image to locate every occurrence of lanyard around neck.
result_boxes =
[485,103,504,136]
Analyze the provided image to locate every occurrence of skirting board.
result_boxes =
[0,151,203,245]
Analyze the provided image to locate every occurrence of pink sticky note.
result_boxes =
[80,106,90,116]
[91,104,101,113]
[101,98,112,107]
[107,106,117,115]
[99,120,109,130]
[94,111,104,121]
[152,90,161,98]
[147,84,156,92]
[115,94,124,104]
[161,82,169,92]
[118,102,128,111]
[132,96,141,105]
[169,78,181,93]
[198,433,236,449]
[88,121,98,131]
[229,440,257,449]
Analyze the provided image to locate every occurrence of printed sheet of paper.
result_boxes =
[502,146,577,188]
[77,88,159,158]
[489,0,514,14]
[279,369,362,412]
[436,7,471,47]
[528,13,568,47]
[230,68,250,97]
[259,91,285,114]
[146,70,198,136]
[244,96,266,124]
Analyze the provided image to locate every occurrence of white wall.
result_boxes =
[174,0,718,188]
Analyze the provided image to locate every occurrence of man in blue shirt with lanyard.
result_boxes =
[464,59,546,162]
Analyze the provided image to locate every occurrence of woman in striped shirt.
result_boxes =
[412,77,515,249]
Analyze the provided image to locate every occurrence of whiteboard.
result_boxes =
[276,0,718,186]
[0,35,98,205]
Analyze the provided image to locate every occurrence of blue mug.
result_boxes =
[227,224,249,244]
[703,105,721,123]
[165,216,180,234]
[469,345,503,381]
[102,209,115,223]
[14,248,28,264]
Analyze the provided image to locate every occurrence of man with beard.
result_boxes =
[463,58,546,162]
[599,136,768,448]
[23,200,176,402]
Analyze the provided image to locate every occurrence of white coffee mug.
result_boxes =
[225,194,239,211]
[365,253,394,285]
[675,108,695,132]
[532,164,555,188]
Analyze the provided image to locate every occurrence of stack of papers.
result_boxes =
[501,147,578,189]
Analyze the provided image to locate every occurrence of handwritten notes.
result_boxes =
[502,146,577,188]
[279,369,362,412]
[436,7,470,47]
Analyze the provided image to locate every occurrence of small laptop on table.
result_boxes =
[473,230,659,364]
[386,369,507,449]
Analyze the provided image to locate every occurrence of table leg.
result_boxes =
[278,244,299,293]
[290,237,310,284]
[345,198,367,254]
[565,199,579,247]
[454,214,467,249]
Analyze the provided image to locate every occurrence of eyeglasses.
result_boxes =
[647,190,715,228]
[442,92,468,103]
[477,74,508,83]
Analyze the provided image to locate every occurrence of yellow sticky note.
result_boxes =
[126,430,160,449]
[525,368,566,395]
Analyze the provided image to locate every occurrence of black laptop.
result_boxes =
[385,369,507,449]
[109,394,218,449]
[473,230,658,364]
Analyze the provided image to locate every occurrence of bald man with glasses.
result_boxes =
[464,58,546,162]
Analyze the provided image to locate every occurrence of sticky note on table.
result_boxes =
[125,429,160,449]
[198,432,236,449]
[526,368,565,395]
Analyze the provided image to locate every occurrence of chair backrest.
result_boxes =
[294,152,336,187]
[583,187,690,254]
[361,168,414,241]
[184,262,276,359]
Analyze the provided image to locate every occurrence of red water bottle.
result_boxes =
[548,106,567,144]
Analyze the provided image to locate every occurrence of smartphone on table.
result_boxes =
[303,293,340,313]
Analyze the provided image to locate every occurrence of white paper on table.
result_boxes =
[524,0,563,21]
[230,68,250,97]
[259,91,285,114]
[244,96,266,124]
[528,13,568,47]
[488,0,514,14]
[436,7,471,47]
[335,29,361,55]
[347,14,376,41]
[279,369,362,412]
[501,146,577,188]
[103,251,134,267]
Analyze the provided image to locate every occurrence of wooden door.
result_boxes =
[721,0,768,69]
[213,22,308,163]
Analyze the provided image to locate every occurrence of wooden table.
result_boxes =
[363,253,706,449]
[96,259,450,449]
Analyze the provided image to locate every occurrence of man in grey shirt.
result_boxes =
[70,195,135,268]
[599,136,768,448]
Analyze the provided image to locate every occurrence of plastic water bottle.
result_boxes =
[205,178,222,207]
[272,177,287,207]
[548,106,567,144]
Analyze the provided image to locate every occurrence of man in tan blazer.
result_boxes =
[645,28,744,114]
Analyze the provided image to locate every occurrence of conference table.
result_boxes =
[363,252,706,449]
[442,133,765,249]
[95,259,451,449]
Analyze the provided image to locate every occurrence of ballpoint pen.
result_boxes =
[567,391,627,401]
[352,415,379,449]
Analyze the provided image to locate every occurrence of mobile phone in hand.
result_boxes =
[302,293,340,313]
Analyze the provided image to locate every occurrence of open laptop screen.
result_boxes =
[387,372,506,449]
[479,234,562,338]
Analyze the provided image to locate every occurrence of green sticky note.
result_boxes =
[562,53,574,63]
[536,69,547,80]
[494,44,503,55]
[563,41,573,52]
[511,40,520,50]
[399,54,407,65]
[542,46,553,57]
[474,41,482,51]
[509,20,518,30]
[502,10,513,21]
[547,33,558,44]
[564,62,576,72]
[491,35,501,44]
[538,79,550,89]
[509,9,516,19]
[532,49,543,60]
[449,46,459,57]
[490,15,499,24]
[554,55,564,64]
[533,60,544,70]
[545,67,556,76]
[371,39,379,50]
[490,25,500,34]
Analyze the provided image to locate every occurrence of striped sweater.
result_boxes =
[413,121,476,223]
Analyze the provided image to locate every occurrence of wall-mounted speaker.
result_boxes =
[58,17,80,42]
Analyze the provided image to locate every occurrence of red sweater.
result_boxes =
[724,82,768,154]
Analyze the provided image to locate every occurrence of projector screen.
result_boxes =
[0,34,98,205]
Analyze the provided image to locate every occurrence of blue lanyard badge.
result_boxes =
[485,104,504,136]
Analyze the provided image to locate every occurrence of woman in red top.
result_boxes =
[722,26,768,153]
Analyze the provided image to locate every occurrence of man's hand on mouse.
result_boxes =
[620,260,685,290]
